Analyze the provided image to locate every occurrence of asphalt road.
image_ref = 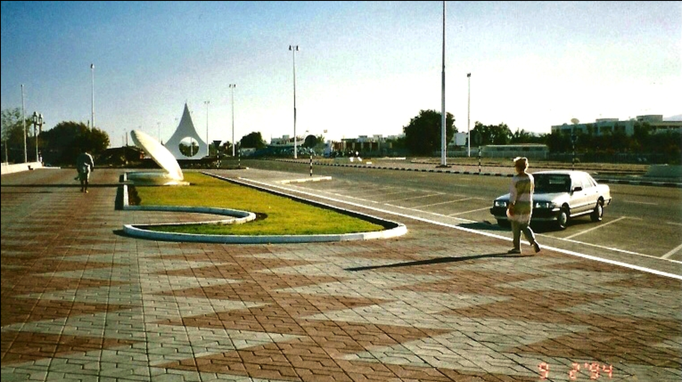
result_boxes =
[240,158,682,277]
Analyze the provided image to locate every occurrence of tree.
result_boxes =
[40,121,109,165]
[403,109,456,155]
[471,122,512,145]
[303,134,318,148]
[1,107,33,163]
[240,132,266,149]
[510,128,538,144]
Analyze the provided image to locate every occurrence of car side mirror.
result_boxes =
[572,186,583,192]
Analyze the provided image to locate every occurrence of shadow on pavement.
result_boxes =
[346,253,533,272]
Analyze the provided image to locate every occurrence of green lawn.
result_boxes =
[134,172,385,235]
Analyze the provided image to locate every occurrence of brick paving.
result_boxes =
[2,168,681,381]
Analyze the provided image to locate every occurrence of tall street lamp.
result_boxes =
[229,84,236,156]
[204,100,210,157]
[467,72,471,157]
[32,112,43,162]
[289,45,299,159]
[439,1,449,167]
[21,84,27,163]
[91,63,95,128]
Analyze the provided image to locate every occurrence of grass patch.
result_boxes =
[133,172,385,235]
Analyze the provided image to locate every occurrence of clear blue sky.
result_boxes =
[2,1,680,148]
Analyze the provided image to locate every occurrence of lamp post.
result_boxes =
[157,122,161,142]
[439,1,449,168]
[289,45,299,159]
[204,100,210,157]
[91,63,95,128]
[32,112,43,162]
[229,84,236,156]
[467,72,471,157]
[21,84,27,163]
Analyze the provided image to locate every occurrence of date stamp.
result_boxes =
[539,362,613,380]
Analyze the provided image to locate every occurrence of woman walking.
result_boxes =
[506,157,541,254]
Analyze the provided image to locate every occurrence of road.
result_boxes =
[238,158,682,277]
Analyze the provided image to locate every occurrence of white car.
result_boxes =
[490,170,612,230]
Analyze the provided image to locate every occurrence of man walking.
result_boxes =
[76,148,95,193]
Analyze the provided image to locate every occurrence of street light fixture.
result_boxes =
[21,84,27,163]
[32,112,43,163]
[438,1,449,168]
[91,64,95,129]
[289,45,299,159]
[229,84,236,156]
[467,72,471,157]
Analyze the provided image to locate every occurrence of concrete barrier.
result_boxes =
[1,162,43,175]
[645,164,682,179]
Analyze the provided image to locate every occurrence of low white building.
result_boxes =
[551,115,682,137]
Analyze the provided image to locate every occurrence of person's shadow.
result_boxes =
[346,252,531,272]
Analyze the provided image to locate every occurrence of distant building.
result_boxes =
[551,115,682,137]
[268,135,304,149]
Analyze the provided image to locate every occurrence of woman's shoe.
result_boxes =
[507,248,521,254]
[533,242,541,253]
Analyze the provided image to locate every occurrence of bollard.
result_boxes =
[572,143,575,171]
[478,146,481,174]
[310,154,313,177]
[238,150,241,169]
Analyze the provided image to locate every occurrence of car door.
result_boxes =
[580,173,601,211]
[570,173,596,214]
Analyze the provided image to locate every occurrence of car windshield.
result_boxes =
[534,174,571,193]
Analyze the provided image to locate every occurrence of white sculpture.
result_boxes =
[130,129,184,183]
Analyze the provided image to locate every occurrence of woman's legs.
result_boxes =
[521,224,536,245]
[511,221,521,250]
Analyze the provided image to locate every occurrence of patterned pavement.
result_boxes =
[2,168,681,382]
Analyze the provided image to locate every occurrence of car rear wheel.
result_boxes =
[590,200,604,222]
[557,207,569,230]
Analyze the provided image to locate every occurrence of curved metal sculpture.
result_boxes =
[130,129,184,182]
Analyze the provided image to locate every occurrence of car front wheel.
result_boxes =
[557,207,569,230]
[590,200,604,222]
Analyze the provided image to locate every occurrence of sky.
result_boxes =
[1,1,680,148]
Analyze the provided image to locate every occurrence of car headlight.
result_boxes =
[494,200,508,208]
[534,201,555,209]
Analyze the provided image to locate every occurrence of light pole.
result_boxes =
[204,100,210,157]
[439,1,448,167]
[467,72,471,157]
[289,45,299,159]
[157,122,161,142]
[229,84,236,156]
[91,63,95,128]
[21,84,27,163]
[32,112,43,162]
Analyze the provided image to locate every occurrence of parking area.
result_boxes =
[278,171,682,269]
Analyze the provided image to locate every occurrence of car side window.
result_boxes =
[571,176,583,191]
[582,174,596,189]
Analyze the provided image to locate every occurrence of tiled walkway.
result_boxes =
[2,169,681,381]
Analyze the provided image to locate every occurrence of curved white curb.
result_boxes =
[121,181,407,244]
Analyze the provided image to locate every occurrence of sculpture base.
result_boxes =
[125,171,189,186]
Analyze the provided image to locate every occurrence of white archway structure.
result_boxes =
[164,103,207,160]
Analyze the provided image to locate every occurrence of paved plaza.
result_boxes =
[2,168,681,381]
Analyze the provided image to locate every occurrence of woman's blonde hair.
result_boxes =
[513,156,529,172]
